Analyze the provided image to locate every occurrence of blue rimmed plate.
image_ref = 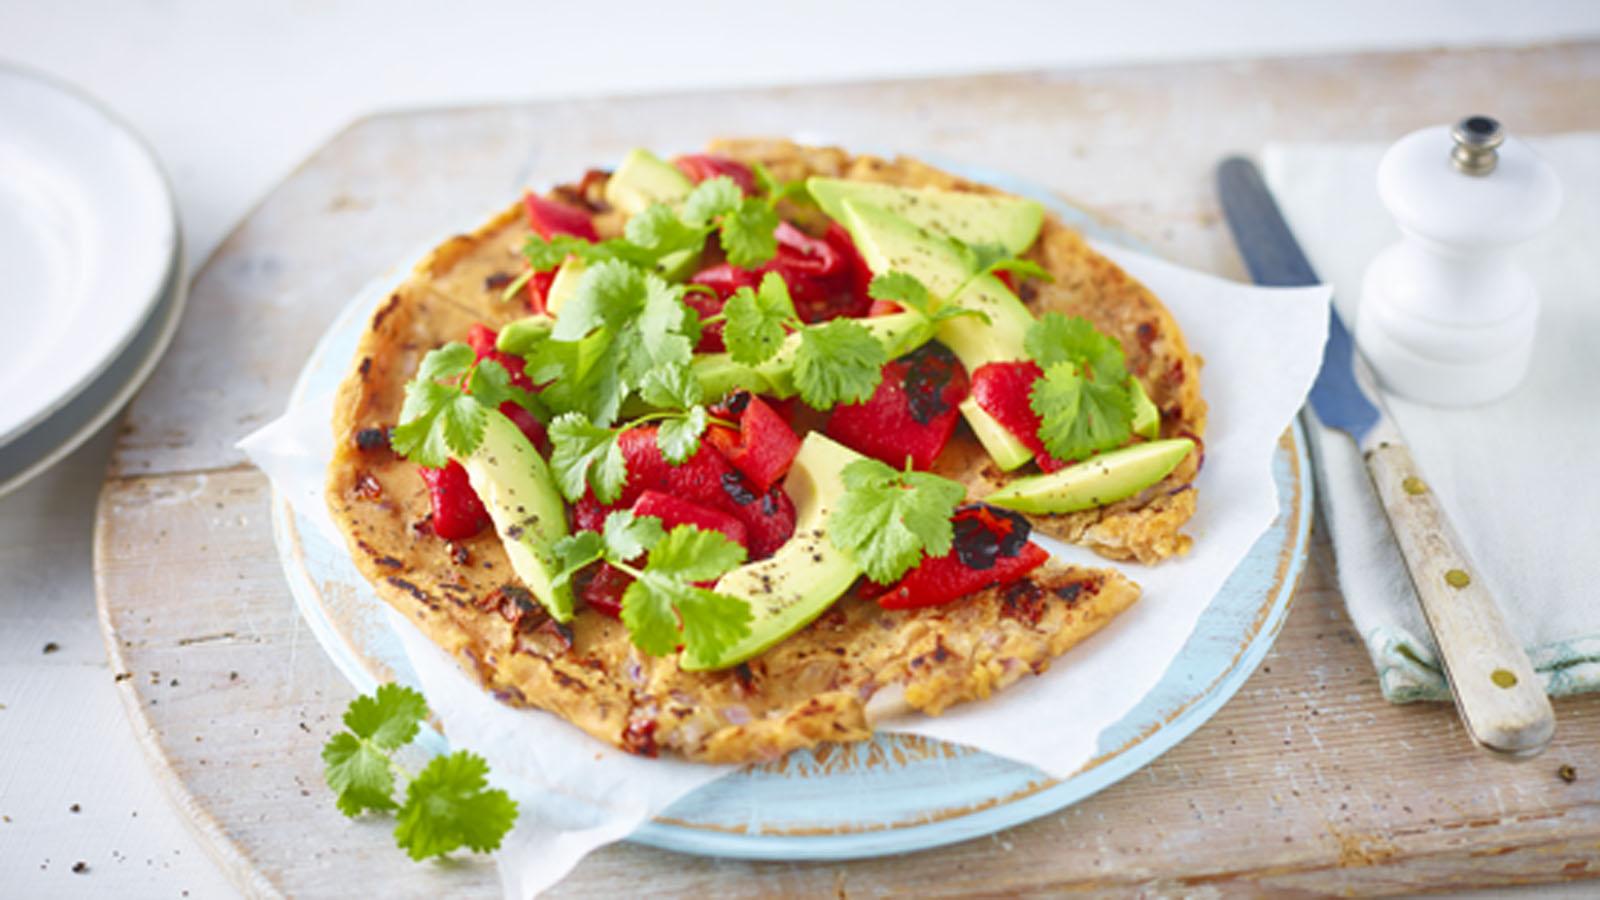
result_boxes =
[272,172,1311,861]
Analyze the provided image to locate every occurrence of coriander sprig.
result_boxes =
[546,361,727,503]
[322,684,518,862]
[390,344,542,469]
[1025,312,1138,462]
[827,457,967,584]
[552,511,753,660]
[720,272,888,409]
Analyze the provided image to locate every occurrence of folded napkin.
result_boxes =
[1263,135,1600,702]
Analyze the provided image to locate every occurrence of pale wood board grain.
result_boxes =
[96,42,1600,897]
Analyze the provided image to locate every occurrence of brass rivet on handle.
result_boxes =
[1491,668,1518,689]
[1444,569,1471,588]
[1402,476,1428,495]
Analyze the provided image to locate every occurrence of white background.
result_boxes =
[2,2,1597,896]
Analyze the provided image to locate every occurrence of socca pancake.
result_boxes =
[326,140,1170,763]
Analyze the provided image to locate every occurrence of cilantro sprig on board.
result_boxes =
[322,684,518,862]
[390,343,542,468]
[551,511,752,659]
[1025,312,1138,462]
[828,458,967,584]
[719,272,888,408]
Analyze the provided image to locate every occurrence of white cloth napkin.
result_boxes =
[241,240,1329,897]
[1263,135,1600,702]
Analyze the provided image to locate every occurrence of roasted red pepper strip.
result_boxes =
[876,504,1049,610]
[466,324,546,450]
[616,425,797,559]
[826,343,969,470]
[673,154,758,195]
[520,193,598,312]
[685,221,873,334]
[632,489,751,552]
[419,461,492,541]
[571,560,630,619]
[968,360,1067,472]
[523,192,599,242]
[706,393,802,493]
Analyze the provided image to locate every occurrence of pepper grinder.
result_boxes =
[1357,116,1562,406]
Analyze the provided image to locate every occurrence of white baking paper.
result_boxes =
[241,241,1329,897]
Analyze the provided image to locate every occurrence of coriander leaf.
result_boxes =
[416,343,475,383]
[552,259,642,341]
[391,383,485,469]
[551,530,605,589]
[964,241,1012,273]
[987,256,1053,283]
[468,359,540,418]
[615,525,750,658]
[1030,360,1135,461]
[681,176,743,228]
[793,319,887,409]
[647,522,748,583]
[723,271,797,365]
[829,458,966,584]
[633,274,695,374]
[619,576,685,657]
[638,363,704,409]
[868,271,931,313]
[344,683,429,750]
[323,732,397,817]
[521,234,594,271]
[600,509,666,563]
[394,751,517,861]
[672,582,753,662]
[624,203,704,256]
[1025,312,1127,384]
[719,197,780,268]
[547,412,628,503]
[656,405,708,464]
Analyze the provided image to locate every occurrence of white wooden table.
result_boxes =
[4,6,1599,897]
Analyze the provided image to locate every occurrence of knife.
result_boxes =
[1216,157,1555,757]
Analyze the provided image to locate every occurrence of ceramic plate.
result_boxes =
[0,244,186,498]
[273,178,1311,861]
[0,65,178,445]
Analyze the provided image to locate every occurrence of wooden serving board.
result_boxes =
[96,42,1600,897]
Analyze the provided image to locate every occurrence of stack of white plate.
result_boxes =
[0,65,185,497]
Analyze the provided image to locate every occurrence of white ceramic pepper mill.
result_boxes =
[1357,116,1562,406]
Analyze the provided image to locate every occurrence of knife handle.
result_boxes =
[1365,441,1555,756]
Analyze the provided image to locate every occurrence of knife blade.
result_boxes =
[1216,156,1554,757]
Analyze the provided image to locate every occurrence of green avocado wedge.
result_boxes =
[1131,379,1161,440]
[679,433,866,671]
[603,148,694,216]
[838,197,1041,471]
[458,409,574,621]
[807,177,1045,255]
[983,438,1195,516]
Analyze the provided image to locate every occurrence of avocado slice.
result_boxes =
[690,310,932,402]
[838,198,1040,469]
[808,177,1045,255]
[495,314,554,356]
[603,148,694,217]
[543,259,586,314]
[1131,379,1161,440]
[680,432,865,671]
[458,408,574,621]
[957,396,1035,472]
[983,438,1194,515]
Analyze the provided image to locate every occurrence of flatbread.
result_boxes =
[326,140,1169,763]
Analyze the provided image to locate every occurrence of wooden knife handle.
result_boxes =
[1365,441,1555,756]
